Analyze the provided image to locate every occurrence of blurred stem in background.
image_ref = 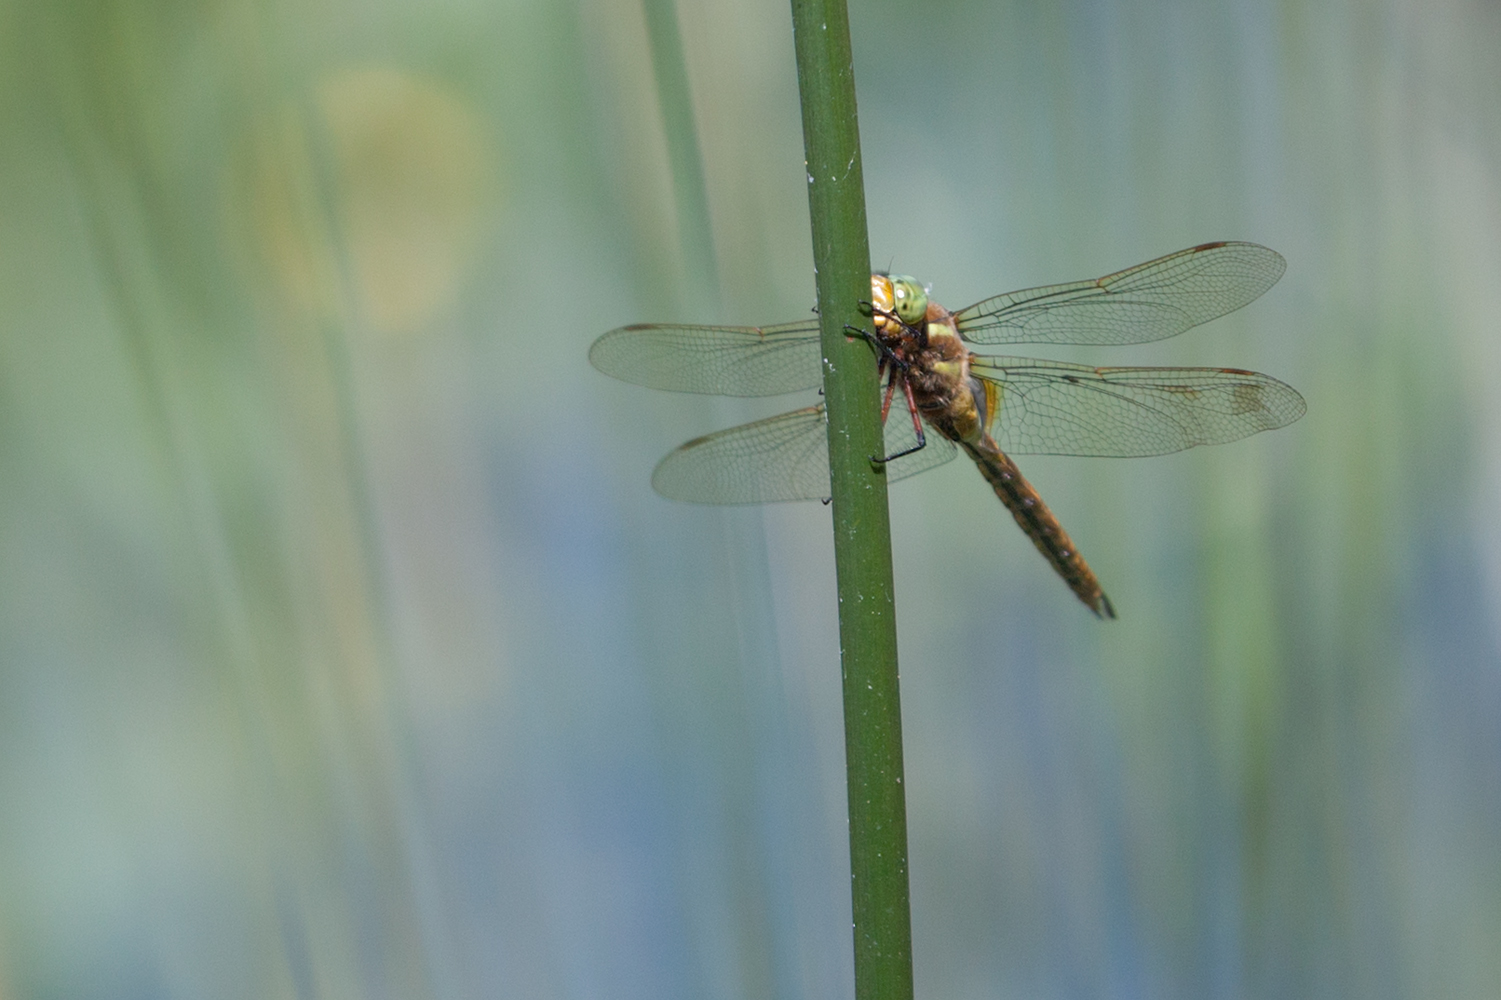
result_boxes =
[789,3,914,1000]
[643,4,786,996]
[642,0,720,312]
[24,11,479,996]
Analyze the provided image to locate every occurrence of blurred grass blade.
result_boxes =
[642,0,720,305]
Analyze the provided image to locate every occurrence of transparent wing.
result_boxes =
[651,404,958,504]
[953,242,1286,346]
[969,356,1306,457]
[589,318,823,396]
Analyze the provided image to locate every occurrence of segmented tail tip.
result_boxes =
[1093,594,1118,620]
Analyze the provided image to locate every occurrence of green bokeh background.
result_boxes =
[1,1,1498,998]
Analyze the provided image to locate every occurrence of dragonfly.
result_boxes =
[590,242,1305,618]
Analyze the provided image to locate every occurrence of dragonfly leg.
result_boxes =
[880,372,898,422]
[872,378,928,464]
[845,322,913,379]
[844,321,888,358]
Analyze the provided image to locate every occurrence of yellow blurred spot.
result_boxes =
[228,67,499,336]
[319,68,496,335]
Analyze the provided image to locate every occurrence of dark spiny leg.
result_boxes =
[872,377,928,464]
[844,322,911,379]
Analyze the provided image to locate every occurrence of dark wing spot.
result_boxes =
[1231,383,1268,415]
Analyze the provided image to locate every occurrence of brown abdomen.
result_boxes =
[960,436,1116,619]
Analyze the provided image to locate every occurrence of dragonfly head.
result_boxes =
[870,274,928,331]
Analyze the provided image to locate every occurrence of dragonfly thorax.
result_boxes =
[871,273,929,330]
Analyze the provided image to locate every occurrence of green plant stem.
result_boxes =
[788,4,914,1000]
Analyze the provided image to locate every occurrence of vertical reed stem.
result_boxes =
[788,4,914,999]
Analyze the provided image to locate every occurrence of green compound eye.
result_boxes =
[889,276,928,325]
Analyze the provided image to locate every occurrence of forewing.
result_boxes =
[589,319,822,396]
[954,242,1286,346]
[651,404,957,504]
[969,356,1306,457]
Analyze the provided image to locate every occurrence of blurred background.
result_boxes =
[1,0,1498,998]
